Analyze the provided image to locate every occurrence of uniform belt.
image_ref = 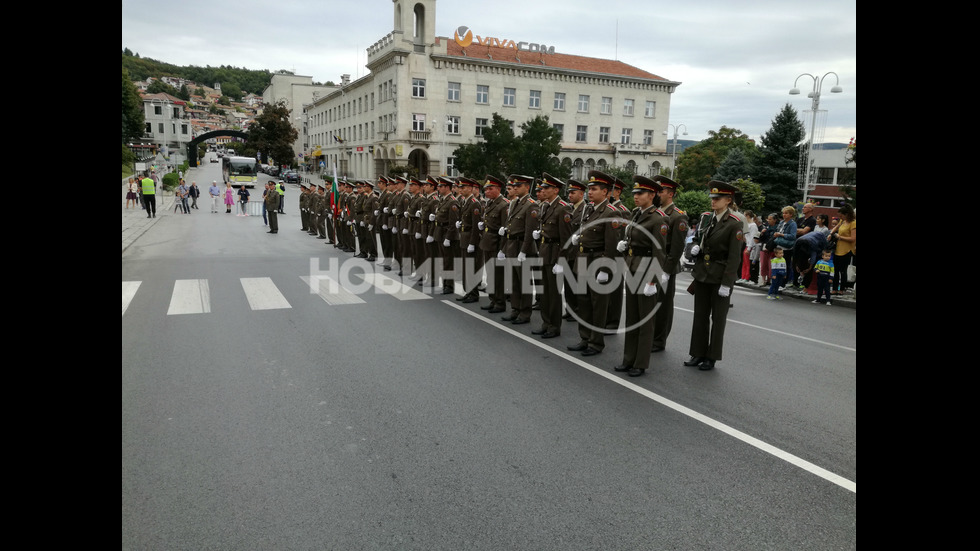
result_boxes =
[542,238,561,244]
[508,233,524,240]
[628,247,653,256]
[437,222,450,227]
[580,246,604,253]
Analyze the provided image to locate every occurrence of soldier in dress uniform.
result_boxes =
[531,173,573,338]
[651,175,688,351]
[563,179,587,321]
[420,177,441,287]
[479,175,510,313]
[264,181,280,233]
[685,181,744,371]
[500,174,539,324]
[298,183,309,232]
[389,177,409,275]
[312,184,327,239]
[405,178,424,278]
[361,180,379,262]
[606,176,631,329]
[456,176,484,303]
[353,181,369,258]
[613,176,667,377]
[567,170,622,356]
[435,177,460,294]
[376,177,393,270]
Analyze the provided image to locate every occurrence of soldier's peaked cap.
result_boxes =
[508,174,534,185]
[437,176,455,187]
[566,179,587,192]
[425,176,440,186]
[538,172,566,189]
[586,170,615,189]
[652,175,679,190]
[458,176,481,187]
[631,175,662,194]
[707,180,738,198]
[484,175,506,189]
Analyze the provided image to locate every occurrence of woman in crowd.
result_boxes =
[829,204,856,294]
[224,182,234,214]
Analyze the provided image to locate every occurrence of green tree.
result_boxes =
[605,164,637,210]
[220,82,243,102]
[453,113,518,179]
[731,177,765,214]
[121,67,144,144]
[675,126,759,191]
[675,190,710,220]
[511,115,567,179]
[146,79,179,96]
[754,104,806,214]
[246,100,299,168]
[714,148,753,183]
[838,138,856,207]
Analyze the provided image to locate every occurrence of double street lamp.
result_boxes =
[790,72,842,204]
[664,123,687,180]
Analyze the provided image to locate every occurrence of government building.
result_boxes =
[303,0,681,181]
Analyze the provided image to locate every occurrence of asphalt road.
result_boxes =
[122,158,856,550]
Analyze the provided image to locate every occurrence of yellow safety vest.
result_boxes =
[141,177,156,195]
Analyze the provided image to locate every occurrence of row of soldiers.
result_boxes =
[297,170,690,378]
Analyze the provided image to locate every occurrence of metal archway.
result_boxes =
[186,130,249,167]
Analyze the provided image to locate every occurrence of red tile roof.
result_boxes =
[444,37,669,81]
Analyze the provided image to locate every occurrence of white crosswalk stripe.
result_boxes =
[240,277,291,310]
[122,281,141,316]
[167,279,211,315]
[359,273,432,301]
[300,275,366,305]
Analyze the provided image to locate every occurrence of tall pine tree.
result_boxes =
[755,104,805,214]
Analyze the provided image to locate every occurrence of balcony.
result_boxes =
[408,130,431,144]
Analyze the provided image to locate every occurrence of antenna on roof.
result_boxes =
[615,19,619,60]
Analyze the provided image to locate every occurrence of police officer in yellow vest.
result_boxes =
[140,171,157,218]
[276,181,286,214]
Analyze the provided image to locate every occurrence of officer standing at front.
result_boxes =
[435,177,461,294]
[685,181,744,371]
[605,177,631,329]
[532,173,572,338]
[265,181,279,233]
[651,175,688,352]
[613,176,666,377]
[456,177,484,303]
[479,175,510,313]
[567,170,621,356]
[501,175,538,325]
[563,179,587,321]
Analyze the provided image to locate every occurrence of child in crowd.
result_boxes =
[812,249,835,305]
[767,247,787,300]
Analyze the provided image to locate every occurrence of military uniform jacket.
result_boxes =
[460,195,483,250]
[692,210,744,288]
[421,193,440,239]
[299,190,308,213]
[480,195,509,253]
[377,190,391,226]
[578,199,622,258]
[406,192,423,235]
[624,206,668,283]
[538,197,573,266]
[435,193,461,241]
[264,188,279,209]
[363,193,380,226]
[660,203,689,275]
[503,194,539,257]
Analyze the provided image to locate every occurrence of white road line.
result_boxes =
[167,279,211,315]
[673,306,855,352]
[360,273,432,301]
[240,277,291,310]
[122,281,141,316]
[300,275,365,305]
[442,299,856,494]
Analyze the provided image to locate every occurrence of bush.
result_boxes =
[162,172,180,191]
[676,190,710,219]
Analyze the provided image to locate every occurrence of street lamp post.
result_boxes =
[790,72,842,204]
[664,123,687,180]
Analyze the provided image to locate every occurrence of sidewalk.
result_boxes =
[734,277,856,309]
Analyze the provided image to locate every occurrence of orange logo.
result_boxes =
[454,26,473,48]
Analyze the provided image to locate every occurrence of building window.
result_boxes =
[529,90,541,109]
[476,117,488,137]
[578,94,590,113]
[623,99,634,116]
[476,85,489,104]
[503,87,516,107]
[601,96,612,115]
[447,157,457,177]
[554,92,565,111]
[412,78,426,98]
[643,129,654,145]
[645,101,656,118]
[153,105,163,116]
[621,128,632,144]
[158,123,164,134]
[576,125,587,142]
[448,82,461,102]
[553,124,564,139]
[412,113,426,131]
[447,115,460,135]
[599,127,610,143]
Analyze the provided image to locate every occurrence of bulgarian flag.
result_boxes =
[330,162,340,217]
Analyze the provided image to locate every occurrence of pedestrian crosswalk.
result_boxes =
[123,273,438,316]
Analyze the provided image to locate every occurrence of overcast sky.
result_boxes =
[122,0,856,144]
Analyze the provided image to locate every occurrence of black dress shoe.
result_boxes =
[384,266,392,271]
[698,359,716,371]
[367,256,377,262]
[613,364,632,372]
[501,315,517,322]
[531,328,547,335]
[532,301,541,310]
[481,303,492,310]
[581,347,601,356]
[567,342,588,352]
[541,332,559,338]
[562,313,575,321]
[487,307,506,314]
[461,295,478,304]
[511,318,529,325]
[651,345,665,352]
[684,356,706,367]
[627,367,646,377]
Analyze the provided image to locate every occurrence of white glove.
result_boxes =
[368,225,373,231]
[391,227,398,234]
[404,211,410,218]
[467,244,475,253]
[498,227,506,236]
[415,232,422,239]
[328,213,333,219]
[415,210,421,218]
[374,210,379,216]
[718,286,731,298]
[517,252,526,262]
[401,228,408,235]
[532,230,541,240]
[383,207,389,214]
[359,221,365,227]
[571,234,580,246]
[643,283,657,297]
[429,213,436,222]
[382,224,388,230]
[660,273,670,287]
[596,271,609,284]
[443,239,451,247]
[426,236,434,244]
[497,251,506,261]
[690,244,700,256]
[552,264,563,275]
[478,221,484,230]
[455,221,462,229]
[616,240,628,253]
